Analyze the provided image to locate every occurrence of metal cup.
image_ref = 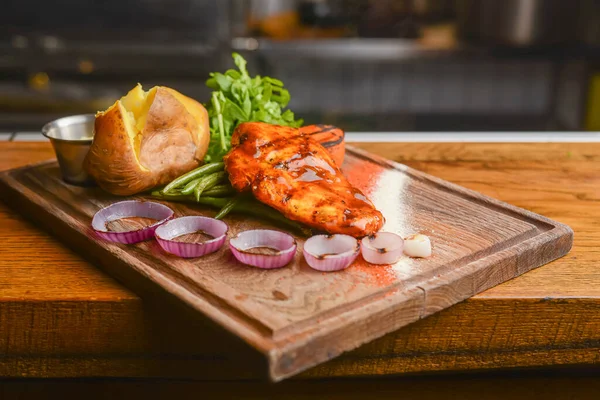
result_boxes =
[41,114,96,186]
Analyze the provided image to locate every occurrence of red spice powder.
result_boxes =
[342,158,385,196]
[352,256,397,287]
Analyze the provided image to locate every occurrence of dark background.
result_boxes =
[2,0,600,132]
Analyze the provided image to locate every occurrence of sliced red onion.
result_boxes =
[360,232,404,265]
[229,229,297,269]
[303,234,359,272]
[91,200,174,244]
[155,216,228,258]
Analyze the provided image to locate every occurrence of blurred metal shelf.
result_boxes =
[35,38,218,57]
[295,112,563,132]
[232,37,600,62]
[232,37,469,61]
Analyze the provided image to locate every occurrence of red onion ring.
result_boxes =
[155,216,228,258]
[229,229,297,269]
[360,232,404,265]
[91,200,174,244]
[303,234,359,272]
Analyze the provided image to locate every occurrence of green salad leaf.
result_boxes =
[204,53,303,162]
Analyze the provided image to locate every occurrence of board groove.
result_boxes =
[0,147,573,381]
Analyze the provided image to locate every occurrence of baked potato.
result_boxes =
[84,84,210,195]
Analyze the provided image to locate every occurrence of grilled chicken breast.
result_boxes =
[224,122,384,237]
[299,124,345,166]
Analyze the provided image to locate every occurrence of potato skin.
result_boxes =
[84,86,209,196]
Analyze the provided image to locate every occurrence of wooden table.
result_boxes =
[1,142,599,383]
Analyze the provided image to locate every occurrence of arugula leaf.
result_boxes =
[204,53,303,162]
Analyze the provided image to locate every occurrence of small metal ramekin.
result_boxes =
[41,114,96,186]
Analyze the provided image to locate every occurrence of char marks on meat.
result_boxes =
[224,122,384,237]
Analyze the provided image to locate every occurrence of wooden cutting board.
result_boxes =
[0,146,573,381]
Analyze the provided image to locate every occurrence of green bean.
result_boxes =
[162,162,224,193]
[194,171,227,201]
[151,189,180,198]
[153,191,309,235]
[196,196,306,234]
[180,177,202,195]
[234,200,308,234]
[202,184,236,197]
[215,197,241,219]
[203,183,232,192]
[150,190,195,202]
[195,197,229,208]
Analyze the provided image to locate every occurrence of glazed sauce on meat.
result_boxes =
[224,122,384,237]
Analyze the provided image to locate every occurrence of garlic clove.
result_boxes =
[403,234,432,258]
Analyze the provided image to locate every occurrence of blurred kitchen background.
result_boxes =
[3,0,600,133]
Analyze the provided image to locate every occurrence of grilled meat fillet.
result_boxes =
[224,122,384,237]
[299,124,345,166]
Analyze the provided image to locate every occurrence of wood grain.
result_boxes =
[0,143,572,381]
[0,142,597,381]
